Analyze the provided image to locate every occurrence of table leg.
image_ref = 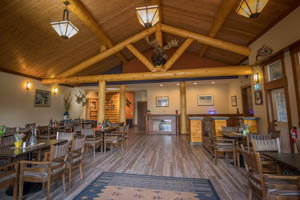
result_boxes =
[102,132,105,152]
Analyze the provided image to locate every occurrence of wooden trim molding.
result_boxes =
[290,49,300,127]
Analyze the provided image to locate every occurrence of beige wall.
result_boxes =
[249,6,300,133]
[147,82,242,115]
[0,71,84,127]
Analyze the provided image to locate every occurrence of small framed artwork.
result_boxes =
[34,89,51,107]
[231,96,237,107]
[255,90,263,105]
[197,95,214,106]
[156,96,169,107]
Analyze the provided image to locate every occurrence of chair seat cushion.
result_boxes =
[24,162,65,181]
[85,139,102,145]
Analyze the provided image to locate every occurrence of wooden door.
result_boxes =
[241,85,254,115]
[137,101,147,131]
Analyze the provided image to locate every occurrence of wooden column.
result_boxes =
[180,82,188,134]
[97,80,106,123]
[119,85,126,124]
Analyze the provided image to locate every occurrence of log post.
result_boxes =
[97,80,106,124]
[180,82,188,134]
[119,85,126,124]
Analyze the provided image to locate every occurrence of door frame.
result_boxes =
[263,55,293,152]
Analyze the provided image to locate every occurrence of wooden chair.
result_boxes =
[3,127,16,135]
[222,126,240,167]
[241,146,300,200]
[64,122,74,133]
[252,137,281,174]
[57,132,75,145]
[123,124,129,146]
[19,141,69,200]
[67,135,85,188]
[37,126,56,140]
[211,136,236,165]
[0,162,18,200]
[106,126,124,152]
[82,128,102,158]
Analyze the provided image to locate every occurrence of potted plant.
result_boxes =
[14,132,25,148]
[64,92,72,120]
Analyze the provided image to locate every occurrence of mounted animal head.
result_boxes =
[75,91,87,107]
[145,36,179,66]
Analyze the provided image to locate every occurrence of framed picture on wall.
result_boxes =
[156,96,169,107]
[231,96,237,107]
[34,89,51,107]
[197,95,214,106]
[255,90,263,105]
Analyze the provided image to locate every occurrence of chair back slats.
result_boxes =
[52,142,69,161]
[57,132,74,143]
[222,126,239,132]
[1,135,15,147]
[3,127,16,135]
[72,136,85,151]
[81,128,94,137]
[84,123,92,129]
[252,138,280,153]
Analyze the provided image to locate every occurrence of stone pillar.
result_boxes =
[119,85,126,124]
[97,80,106,124]
[180,82,188,134]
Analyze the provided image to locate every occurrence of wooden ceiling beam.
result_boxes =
[163,38,194,71]
[126,44,156,72]
[61,0,127,66]
[57,25,158,78]
[161,24,251,56]
[154,0,163,47]
[42,66,253,84]
[199,0,239,57]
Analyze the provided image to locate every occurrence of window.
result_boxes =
[271,88,288,122]
[267,60,283,81]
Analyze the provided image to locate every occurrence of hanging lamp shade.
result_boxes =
[51,2,79,39]
[136,4,159,28]
[236,0,269,18]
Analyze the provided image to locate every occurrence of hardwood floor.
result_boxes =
[26,128,249,200]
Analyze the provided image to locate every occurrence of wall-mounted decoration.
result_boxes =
[75,90,87,106]
[34,89,51,107]
[256,45,273,61]
[255,90,263,105]
[231,96,237,107]
[197,95,214,106]
[156,96,169,107]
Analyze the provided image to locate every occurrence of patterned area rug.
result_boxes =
[74,172,220,200]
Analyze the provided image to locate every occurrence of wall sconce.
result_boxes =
[53,87,58,95]
[253,73,259,83]
[25,82,31,90]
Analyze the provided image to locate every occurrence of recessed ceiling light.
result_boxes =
[176,83,180,86]
[160,84,163,87]
[193,82,197,85]
[211,81,215,84]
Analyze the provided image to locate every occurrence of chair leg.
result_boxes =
[69,167,72,188]
[13,179,18,200]
[237,151,240,168]
[42,182,46,190]
[248,187,253,200]
[62,172,66,192]
[79,163,83,180]
[214,150,217,165]
[18,164,24,200]
[47,176,51,200]
[94,145,96,158]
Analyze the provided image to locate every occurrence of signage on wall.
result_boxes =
[254,83,261,91]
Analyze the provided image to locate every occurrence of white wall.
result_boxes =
[0,71,84,127]
[249,6,300,133]
[146,82,242,115]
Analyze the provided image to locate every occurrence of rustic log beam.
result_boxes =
[163,38,194,71]
[97,80,106,123]
[126,44,156,72]
[62,0,127,65]
[180,82,188,134]
[42,66,253,84]
[199,0,239,57]
[57,25,158,78]
[119,85,126,124]
[154,0,163,47]
[161,24,251,56]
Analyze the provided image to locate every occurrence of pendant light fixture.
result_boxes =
[136,0,159,28]
[236,0,269,18]
[51,1,79,39]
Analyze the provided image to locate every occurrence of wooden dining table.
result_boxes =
[263,152,300,170]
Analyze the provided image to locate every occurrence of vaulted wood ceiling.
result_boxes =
[0,0,299,79]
